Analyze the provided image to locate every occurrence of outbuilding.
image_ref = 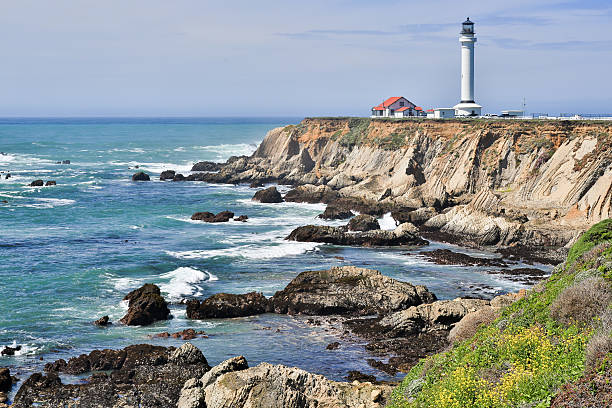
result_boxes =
[372,97,417,118]
[432,108,455,119]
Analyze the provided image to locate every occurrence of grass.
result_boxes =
[388,218,612,408]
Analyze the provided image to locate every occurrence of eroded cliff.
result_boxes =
[207,118,612,252]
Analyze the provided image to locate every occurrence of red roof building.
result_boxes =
[371,97,420,118]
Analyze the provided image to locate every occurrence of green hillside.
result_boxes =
[389,219,612,408]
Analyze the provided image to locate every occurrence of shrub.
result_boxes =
[585,309,612,371]
[448,307,497,345]
[566,219,612,266]
[550,277,612,327]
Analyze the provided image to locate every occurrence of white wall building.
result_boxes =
[453,18,482,117]
[371,97,417,118]
[433,108,456,119]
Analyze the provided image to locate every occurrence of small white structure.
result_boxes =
[453,18,482,117]
[501,110,525,118]
[371,97,417,118]
[433,108,456,119]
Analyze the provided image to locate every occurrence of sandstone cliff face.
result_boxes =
[217,118,612,248]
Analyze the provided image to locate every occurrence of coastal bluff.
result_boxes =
[202,118,612,254]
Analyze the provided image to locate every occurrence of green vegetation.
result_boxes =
[337,118,371,147]
[389,219,612,408]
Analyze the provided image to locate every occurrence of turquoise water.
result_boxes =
[0,118,538,385]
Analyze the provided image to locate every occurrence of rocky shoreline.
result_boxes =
[4,262,528,407]
[7,118,609,406]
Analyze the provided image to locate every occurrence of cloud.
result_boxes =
[490,37,612,51]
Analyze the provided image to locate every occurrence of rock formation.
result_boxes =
[189,118,612,256]
[120,283,170,326]
[252,186,283,203]
[131,171,150,181]
[270,266,435,316]
[287,222,427,247]
[177,356,391,408]
[186,292,270,319]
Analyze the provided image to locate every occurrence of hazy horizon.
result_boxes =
[2,0,611,117]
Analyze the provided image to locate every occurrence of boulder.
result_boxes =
[318,204,354,220]
[1,346,21,356]
[169,343,208,366]
[18,344,211,408]
[62,160,70,164]
[348,214,380,232]
[284,184,339,204]
[182,360,392,408]
[253,187,283,203]
[378,298,491,336]
[0,368,11,393]
[173,173,187,181]
[186,292,270,319]
[391,207,437,226]
[191,161,221,172]
[5,174,10,179]
[160,170,176,180]
[29,179,44,186]
[249,181,265,188]
[286,224,428,247]
[132,172,150,181]
[420,249,508,267]
[191,211,235,223]
[234,215,248,222]
[45,180,56,186]
[93,316,110,327]
[271,266,435,316]
[120,283,170,326]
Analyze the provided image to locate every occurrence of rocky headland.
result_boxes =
[174,118,611,262]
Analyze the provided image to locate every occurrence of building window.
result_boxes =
[399,101,405,107]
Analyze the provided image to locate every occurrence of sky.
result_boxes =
[0,0,611,117]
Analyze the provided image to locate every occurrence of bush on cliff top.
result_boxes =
[389,219,612,408]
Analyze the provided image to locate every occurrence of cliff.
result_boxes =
[209,118,612,252]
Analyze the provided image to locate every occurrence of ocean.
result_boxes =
[0,117,539,385]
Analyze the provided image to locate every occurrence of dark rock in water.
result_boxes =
[160,170,176,180]
[120,284,170,326]
[191,161,221,172]
[45,180,56,186]
[249,181,265,188]
[154,329,207,341]
[173,173,186,181]
[1,346,21,356]
[186,292,270,319]
[234,215,249,222]
[1,200,7,204]
[252,186,283,203]
[286,223,428,247]
[131,172,150,181]
[29,180,44,187]
[420,249,508,267]
[346,370,376,383]
[19,343,210,408]
[270,266,435,316]
[62,160,70,164]
[191,211,235,223]
[93,316,110,327]
[0,368,12,392]
[284,185,339,204]
[317,204,354,220]
[326,342,340,350]
[4,174,10,180]
[348,214,380,232]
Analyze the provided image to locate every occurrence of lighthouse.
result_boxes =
[453,18,482,116]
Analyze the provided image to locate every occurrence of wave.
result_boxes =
[165,241,321,260]
[108,161,194,174]
[1,340,41,357]
[158,267,211,301]
[194,143,258,159]
[378,212,398,231]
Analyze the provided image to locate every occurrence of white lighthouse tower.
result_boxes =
[453,18,482,116]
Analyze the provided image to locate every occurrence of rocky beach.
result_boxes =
[1,117,610,407]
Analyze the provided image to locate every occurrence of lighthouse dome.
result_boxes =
[462,17,474,34]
